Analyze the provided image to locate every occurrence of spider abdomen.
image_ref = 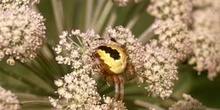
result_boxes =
[96,44,127,74]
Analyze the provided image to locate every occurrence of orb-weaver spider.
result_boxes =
[91,38,137,100]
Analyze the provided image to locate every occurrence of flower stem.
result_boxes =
[0,67,50,95]
[138,20,160,45]
[126,15,140,29]
[85,0,93,29]
[134,99,165,110]
[91,0,105,28]
[51,0,64,34]
[95,0,114,33]
[20,100,50,105]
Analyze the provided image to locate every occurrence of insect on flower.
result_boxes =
[91,38,137,100]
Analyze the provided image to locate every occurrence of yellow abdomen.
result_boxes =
[96,45,127,74]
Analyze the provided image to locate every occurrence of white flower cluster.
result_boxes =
[189,0,220,80]
[153,20,192,60]
[0,0,45,65]
[54,30,87,69]
[192,0,220,9]
[148,0,220,80]
[189,30,220,80]
[101,96,127,110]
[192,0,212,7]
[51,26,179,110]
[0,0,39,6]
[49,70,101,110]
[168,94,206,110]
[147,0,192,24]
[0,0,39,11]
[49,69,127,110]
[147,0,193,64]
[143,44,178,99]
[0,86,20,110]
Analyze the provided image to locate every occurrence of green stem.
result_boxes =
[0,67,49,95]
[134,99,165,110]
[95,0,113,33]
[51,0,64,34]
[34,53,58,88]
[45,43,67,77]
[16,61,53,89]
[91,0,105,28]
[21,100,51,105]
[126,15,140,29]
[123,1,146,27]
[106,11,117,28]
[85,0,93,29]
[20,100,53,109]
[138,20,160,45]
[102,11,117,36]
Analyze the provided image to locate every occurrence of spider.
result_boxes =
[91,38,137,100]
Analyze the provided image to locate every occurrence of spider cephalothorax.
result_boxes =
[91,38,136,100]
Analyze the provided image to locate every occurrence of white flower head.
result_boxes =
[189,30,220,80]
[0,0,39,6]
[189,1,220,80]
[147,0,192,24]
[49,70,101,110]
[0,6,45,65]
[153,20,192,60]
[53,30,97,71]
[168,94,206,110]
[49,70,127,110]
[142,44,178,99]
[0,86,21,110]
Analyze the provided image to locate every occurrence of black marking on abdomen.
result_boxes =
[98,46,120,60]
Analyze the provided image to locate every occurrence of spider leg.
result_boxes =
[118,75,124,100]
[126,62,151,82]
[127,63,137,76]
[98,66,105,76]
[113,76,119,100]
